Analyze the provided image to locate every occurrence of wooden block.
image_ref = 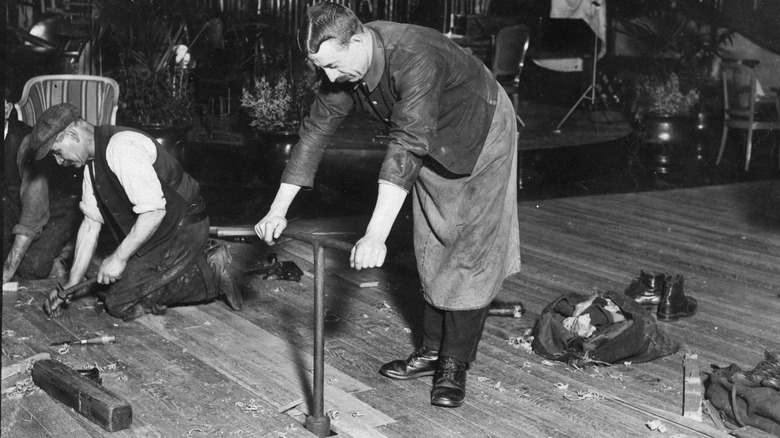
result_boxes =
[32,359,132,432]
[683,353,703,422]
[333,268,380,288]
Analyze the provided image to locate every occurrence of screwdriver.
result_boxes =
[51,335,116,346]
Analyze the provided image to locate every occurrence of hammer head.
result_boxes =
[56,283,72,304]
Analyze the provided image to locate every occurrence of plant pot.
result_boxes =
[250,130,300,182]
[139,124,192,165]
[632,114,698,174]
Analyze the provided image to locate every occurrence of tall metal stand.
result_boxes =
[553,30,600,134]
[208,226,354,437]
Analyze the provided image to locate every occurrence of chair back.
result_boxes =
[722,59,759,120]
[15,75,120,126]
[491,25,531,82]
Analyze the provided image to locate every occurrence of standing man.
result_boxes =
[255,2,520,408]
[31,103,242,321]
[3,89,81,283]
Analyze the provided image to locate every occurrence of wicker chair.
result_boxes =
[15,74,119,126]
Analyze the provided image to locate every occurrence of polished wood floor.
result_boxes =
[3,180,779,437]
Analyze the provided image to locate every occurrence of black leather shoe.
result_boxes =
[656,274,697,321]
[379,346,438,380]
[625,270,666,307]
[430,356,468,408]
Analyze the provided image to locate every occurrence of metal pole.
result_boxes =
[304,242,330,437]
[282,229,353,438]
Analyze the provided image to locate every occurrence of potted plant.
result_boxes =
[240,63,320,176]
[94,0,208,161]
[630,72,702,174]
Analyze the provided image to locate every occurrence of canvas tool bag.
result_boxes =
[703,364,780,436]
[531,291,679,366]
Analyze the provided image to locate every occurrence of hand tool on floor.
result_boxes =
[51,334,116,347]
[32,359,132,432]
[243,252,304,281]
[56,277,98,304]
[488,301,525,318]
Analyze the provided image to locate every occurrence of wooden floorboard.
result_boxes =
[3,180,779,437]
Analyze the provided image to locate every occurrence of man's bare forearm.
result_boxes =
[66,217,102,287]
[114,210,166,262]
[3,234,33,283]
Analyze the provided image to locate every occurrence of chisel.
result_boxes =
[51,335,116,346]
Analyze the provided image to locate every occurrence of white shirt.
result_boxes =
[80,131,167,223]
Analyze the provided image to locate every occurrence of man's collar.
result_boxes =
[360,27,385,92]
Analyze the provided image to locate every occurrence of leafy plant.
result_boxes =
[95,0,207,126]
[632,73,699,118]
[241,75,320,134]
[612,0,734,81]
[115,64,194,127]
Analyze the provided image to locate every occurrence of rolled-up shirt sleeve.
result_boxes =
[105,132,166,214]
[79,165,103,223]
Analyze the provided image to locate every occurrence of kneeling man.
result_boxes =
[32,103,242,320]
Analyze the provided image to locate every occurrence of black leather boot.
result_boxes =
[430,356,468,408]
[625,270,666,307]
[656,274,697,321]
[379,346,439,380]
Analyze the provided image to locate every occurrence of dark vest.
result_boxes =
[90,126,203,256]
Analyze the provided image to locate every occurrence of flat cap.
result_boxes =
[30,103,81,160]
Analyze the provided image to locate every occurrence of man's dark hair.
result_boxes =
[298,2,365,55]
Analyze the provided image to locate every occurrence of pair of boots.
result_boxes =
[625,271,697,321]
[379,346,467,408]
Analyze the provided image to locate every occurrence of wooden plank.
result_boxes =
[332,268,382,288]
[684,354,704,422]
[137,305,396,431]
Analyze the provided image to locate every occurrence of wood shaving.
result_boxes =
[507,333,534,350]
[2,330,15,337]
[477,376,491,382]
[351,412,363,418]
[236,399,265,417]
[541,360,558,366]
[327,409,339,420]
[493,381,505,392]
[58,344,70,355]
[2,377,41,400]
[14,297,33,307]
[563,389,604,401]
[555,382,569,390]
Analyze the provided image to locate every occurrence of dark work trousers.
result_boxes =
[101,218,219,320]
[2,194,81,279]
[422,301,491,364]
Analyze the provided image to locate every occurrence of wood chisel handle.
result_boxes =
[51,335,116,346]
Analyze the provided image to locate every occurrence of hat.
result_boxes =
[31,103,81,160]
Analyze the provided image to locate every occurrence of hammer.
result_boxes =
[56,277,98,304]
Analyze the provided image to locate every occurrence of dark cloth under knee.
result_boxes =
[422,301,491,363]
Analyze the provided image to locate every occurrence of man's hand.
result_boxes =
[98,253,127,284]
[351,235,387,270]
[255,214,288,246]
[43,288,66,318]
